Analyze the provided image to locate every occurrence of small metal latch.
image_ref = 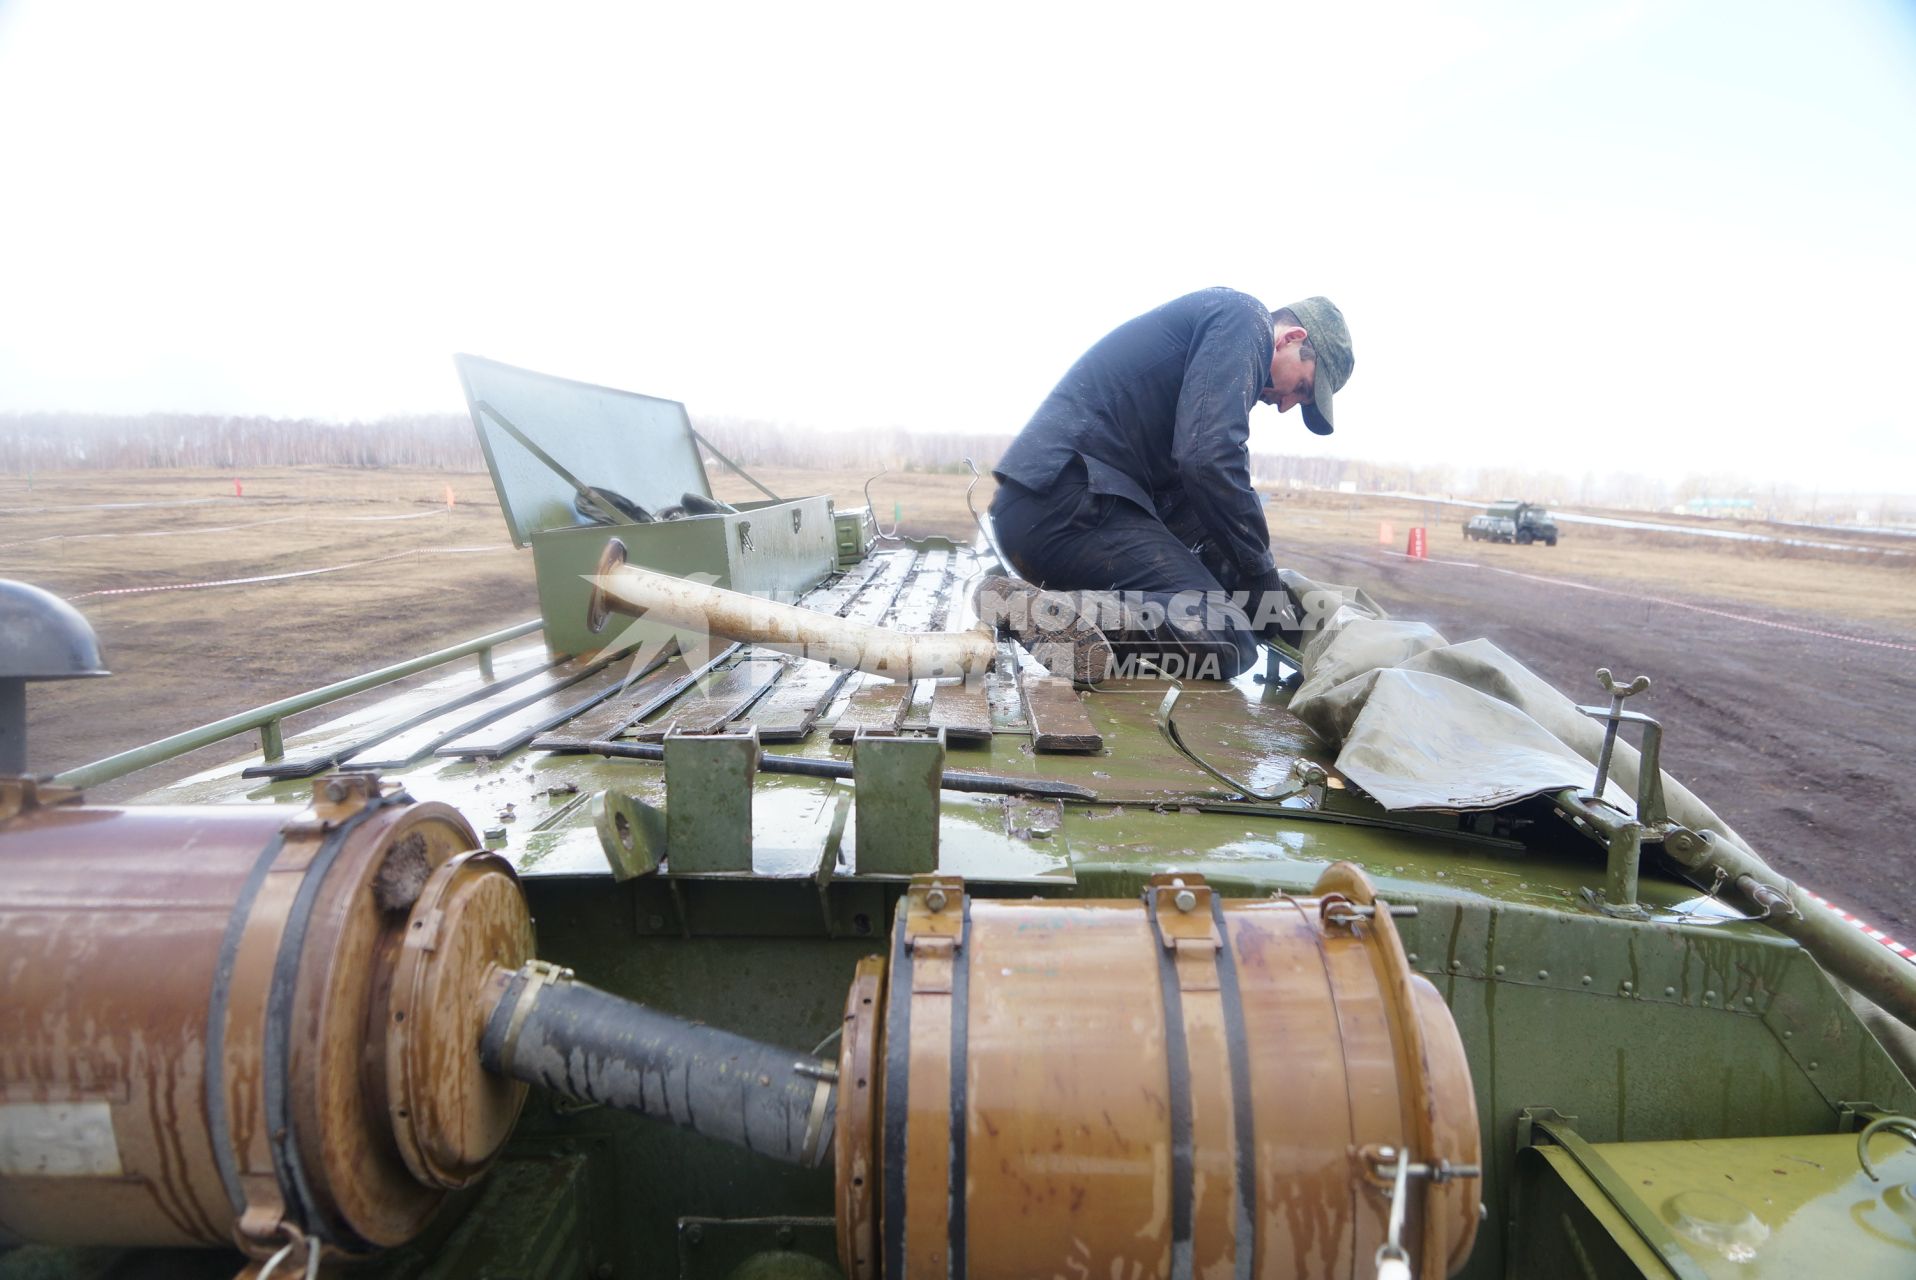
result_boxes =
[737,520,754,553]
[1146,874,1221,952]
[1362,1144,1483,1184]
[904,875,964,994]
[1146,874,1222,991]
[1576,668,1673,825]
[903,876,965,943]
[1321,895,1419,930]
[792,508,803,534]
[294,772,385,831]
[403,908,444,952]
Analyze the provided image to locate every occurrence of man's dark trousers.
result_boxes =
[989,457,1266,680]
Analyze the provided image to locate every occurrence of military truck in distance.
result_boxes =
[1464,499,1559,545]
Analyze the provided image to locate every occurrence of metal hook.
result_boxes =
[255,1227,322,1280]
[1857,1114,1916,1182]
[862,469,900,538]
[1705,865,1731,901]
[861,468,944,548]
[962,457,1013,568]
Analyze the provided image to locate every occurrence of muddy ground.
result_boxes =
[9,467,1913,937]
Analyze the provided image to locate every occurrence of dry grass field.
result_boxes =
[732,467,1916,625]
[7,468,532,789]
[8,465,1912,936]
[1263,490,1916,628]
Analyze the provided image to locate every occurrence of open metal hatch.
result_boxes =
[454,353,714,549]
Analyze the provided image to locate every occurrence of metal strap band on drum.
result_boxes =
[204,831,288,1221]
[205,789,408,1254]
[1145,877,1257,1280]
[262,793,404,1253]
[1211,894,1258,1280]
[884,878,967,1278]
[881,908,912,1280]
[1146,887,1197,1280]
[947,895,971,1278]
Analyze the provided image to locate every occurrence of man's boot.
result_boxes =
[971,575,1117,685]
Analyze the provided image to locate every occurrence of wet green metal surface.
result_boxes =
[1515,1130,1916,1277]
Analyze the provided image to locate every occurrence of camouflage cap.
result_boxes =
[1280,296,1352,436]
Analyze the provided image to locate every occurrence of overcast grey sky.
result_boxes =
[1,1,1911,493]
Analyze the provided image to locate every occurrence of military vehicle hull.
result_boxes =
[2,362,1912,1280]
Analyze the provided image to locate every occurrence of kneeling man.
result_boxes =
[985,288,1352,681]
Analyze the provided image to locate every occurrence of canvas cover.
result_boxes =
[1277,570,1916,1074]
[1280,569,1751,857]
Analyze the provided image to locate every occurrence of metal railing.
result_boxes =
[52,619,542,791]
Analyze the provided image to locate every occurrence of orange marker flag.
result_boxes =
[234,478,243,497]
[444,483,456,511]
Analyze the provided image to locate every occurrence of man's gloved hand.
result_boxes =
[1243,567,1295,645]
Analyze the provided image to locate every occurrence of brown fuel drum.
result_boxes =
[836,866,1480,1279]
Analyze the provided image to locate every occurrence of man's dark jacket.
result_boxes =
[994,288,1277,578]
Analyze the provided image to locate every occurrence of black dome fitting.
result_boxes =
[0,580,109,777]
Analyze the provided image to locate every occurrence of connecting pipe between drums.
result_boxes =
[588,548,996,680]
[480,963,838,1169]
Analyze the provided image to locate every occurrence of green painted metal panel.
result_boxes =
[833,506,877,567]
[455,353,714,548]
[531,497,835,658]
[851,730,944,875]
[665,730,758,874]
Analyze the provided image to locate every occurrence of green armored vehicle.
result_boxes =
[1464,500,1559,546]
[1,357,1912,1280]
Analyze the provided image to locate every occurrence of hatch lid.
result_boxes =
[454,354,714,549]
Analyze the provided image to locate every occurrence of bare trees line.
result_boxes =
[0,413,487,471]
[1,411,1906,525]
[0,412,1493,497]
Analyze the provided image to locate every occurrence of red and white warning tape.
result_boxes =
[72,545,505,600]
[1805,892,1916,964]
